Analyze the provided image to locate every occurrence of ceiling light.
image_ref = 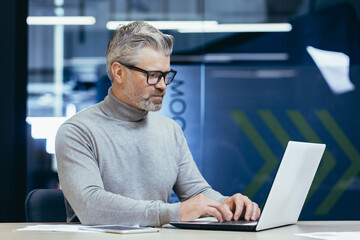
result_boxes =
[179,23,292,33]
[106,21,219,30]
[27,16,96,25]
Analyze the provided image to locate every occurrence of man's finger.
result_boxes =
[242,197,254,221]
[233,195,245,221]
[255,205,261,220]
[251,202,260,220]
[219,204,233,221]
[208,199,233,221]
[206,206,223,222]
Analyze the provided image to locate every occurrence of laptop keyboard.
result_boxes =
[218,220,258,226]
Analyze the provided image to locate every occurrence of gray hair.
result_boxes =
[106,21,174,82]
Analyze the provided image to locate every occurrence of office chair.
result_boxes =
[25,189,67,222]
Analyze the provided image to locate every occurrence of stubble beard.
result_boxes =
[123,85,166,111]
[138,94,164,111]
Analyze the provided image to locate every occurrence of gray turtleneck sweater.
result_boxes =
[55,88,226,227]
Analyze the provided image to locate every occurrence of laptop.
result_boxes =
[170,141,326,231]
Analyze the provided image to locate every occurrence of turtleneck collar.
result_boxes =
[100,87,148,122]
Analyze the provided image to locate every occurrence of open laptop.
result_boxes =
[170,141,326,231]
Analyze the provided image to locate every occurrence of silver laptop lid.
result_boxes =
[256,141,325,231]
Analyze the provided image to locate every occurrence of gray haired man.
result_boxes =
[55,21,260,227]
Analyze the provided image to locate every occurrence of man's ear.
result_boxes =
[111,62,125,84]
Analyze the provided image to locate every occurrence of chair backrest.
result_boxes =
[25,189,67,222]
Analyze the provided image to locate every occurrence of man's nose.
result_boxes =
[155,76,167,90]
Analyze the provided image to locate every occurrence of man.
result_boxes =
[55,21,260,227]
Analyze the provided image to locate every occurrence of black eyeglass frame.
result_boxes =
[118,62,177,86]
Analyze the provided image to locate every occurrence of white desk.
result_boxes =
[0,221,359,240]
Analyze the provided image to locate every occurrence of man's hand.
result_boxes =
[180,194,233,222]
[222,193,261,221]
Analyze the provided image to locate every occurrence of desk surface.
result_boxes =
[1,221,359,240]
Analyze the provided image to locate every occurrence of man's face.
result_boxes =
[121,47,170,111]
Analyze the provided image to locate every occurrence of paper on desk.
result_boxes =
[296,232,360,240]
[17,224,142,233]
[16,224,96,233]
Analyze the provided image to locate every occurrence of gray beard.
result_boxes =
[137,98,163,111]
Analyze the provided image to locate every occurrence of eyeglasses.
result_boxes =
[118,62,177,86]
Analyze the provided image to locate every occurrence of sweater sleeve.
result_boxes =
[172,125,228,203]
[55,122,180,227]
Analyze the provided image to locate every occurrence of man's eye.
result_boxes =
[149,72,160,78]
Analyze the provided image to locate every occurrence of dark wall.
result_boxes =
[0,0,28,221]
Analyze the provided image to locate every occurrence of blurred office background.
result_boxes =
[1,0,359,221]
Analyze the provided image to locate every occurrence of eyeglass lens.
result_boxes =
[148,71,175,85]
